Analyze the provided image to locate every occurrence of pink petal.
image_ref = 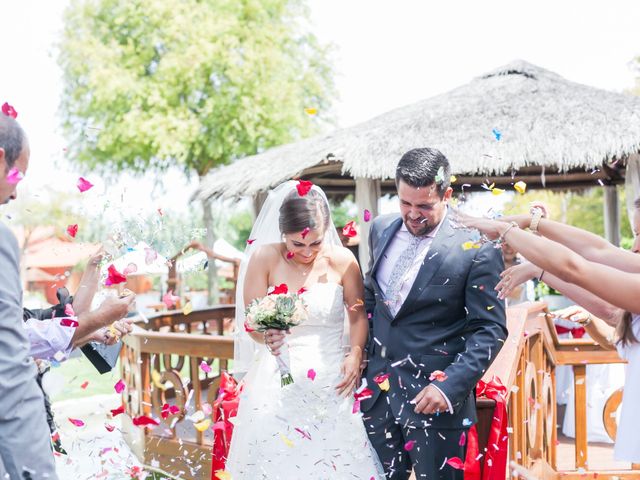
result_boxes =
[66,224,78,238]
[104,423,115,432]
[307,369,316,381]
[459,431,466,446]
[144,248,157,264]
[363,209,371,222]
[77,177,94,193]
[68,418,85,427]
[1,102,18,119]
[404,440,416,451]
[212,421,226,431]
[64,303,75,316]
[200,361,212,373]
[352,399,361,414]
[114,379,126,394]
[6,167,23,185]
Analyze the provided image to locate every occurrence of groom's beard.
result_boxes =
[404,217,437,237]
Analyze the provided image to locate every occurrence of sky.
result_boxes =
[0,0,639,217]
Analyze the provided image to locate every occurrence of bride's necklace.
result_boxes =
[289,258,315,277]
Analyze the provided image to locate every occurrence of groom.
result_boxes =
[361,148,508,479]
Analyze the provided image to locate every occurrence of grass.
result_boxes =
[49,355,122,402]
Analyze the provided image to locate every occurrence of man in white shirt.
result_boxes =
[361,148,508,480]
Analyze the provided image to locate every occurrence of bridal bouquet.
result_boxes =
[244,284,307,387]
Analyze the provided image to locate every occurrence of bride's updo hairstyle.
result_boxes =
[279,188,331,235]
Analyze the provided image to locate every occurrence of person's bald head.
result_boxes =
[0,115,29,204]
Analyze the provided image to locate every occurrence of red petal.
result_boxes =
[114,379,126,394]
[373,373,390,384]
[363,209,372,222]
[270,284,288,295]
[246,238,256,245]
[132,415,159,426]
[110,405,125,417]
[68,418,85,427]
[286,251,295,259]
[297,287,307,294]
[59,318,79,327]
[104,423,115,432]
[66,224,78,238]
[105,264,127,286]
[342,221,357,238]
[80,381,89,389]
[296,180,313,196]
[354,387,373,401]
[77,177,94,193]
[404,440,416,451]
[301,227,310,239]
[446,457,464,469]
[1,102,18,119]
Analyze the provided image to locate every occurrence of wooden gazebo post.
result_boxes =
[355,177,381,264]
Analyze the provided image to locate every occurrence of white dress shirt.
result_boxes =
[24,316,77,361]
[375,213,454,413]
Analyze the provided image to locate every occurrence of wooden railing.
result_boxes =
[120,302,637,480]
[120,306,234,479]
[494,302,639,479]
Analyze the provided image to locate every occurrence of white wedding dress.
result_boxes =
[226,282,385,479]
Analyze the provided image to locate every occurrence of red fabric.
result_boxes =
[555,324,586,338]
[211,372,243,479]
[464,376,509,480]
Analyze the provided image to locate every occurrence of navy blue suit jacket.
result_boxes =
[361,212,508,430]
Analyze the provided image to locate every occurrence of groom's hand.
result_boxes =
[411,385,448,415]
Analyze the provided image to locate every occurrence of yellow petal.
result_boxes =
[151,370,165,390]
[280,433,294,448]
[378,378,390,391]
[194,419,211,432]
[304,107,317,115]
[215,470,233,480]
[462,241,481,251]
[491,187,505,196]
[514,181,527,194]
[449,175,457,183]
[182,301,193,315]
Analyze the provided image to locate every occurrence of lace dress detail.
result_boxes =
[226,282,384,479]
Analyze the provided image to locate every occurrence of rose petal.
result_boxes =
[2,102,18,119]
[342,221,357,238]
[114,379,126,394]
[270,284,288,295]
[363,209,371,222]
[105,264,127,286]
[404,440,416,451]
[307,369,316,381]
[6,167,23,185]
[110,405,125,417]
[66,224,78,238]
[104,423,115,432]
[200,361,212,373]
[77,177,94,193]
[132,415,159,427]
[296,180,313,196]
[68,418,85,427]
[446,456,465,469]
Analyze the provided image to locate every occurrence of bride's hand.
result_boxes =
[263,328,288,356]
[336,347,362,397]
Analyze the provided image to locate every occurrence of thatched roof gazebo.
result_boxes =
[195,60,640,260]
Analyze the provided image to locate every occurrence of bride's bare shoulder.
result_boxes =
[249,243,282,263]
[326,245,357,268]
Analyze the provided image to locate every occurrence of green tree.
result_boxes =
[58,0,335,302]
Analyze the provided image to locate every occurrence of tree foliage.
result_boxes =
[58,0,336,178]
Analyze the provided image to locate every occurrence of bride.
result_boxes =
[225,181,384,479]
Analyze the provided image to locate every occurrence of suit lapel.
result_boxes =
[395,214,456,318]
[371,217,403,280]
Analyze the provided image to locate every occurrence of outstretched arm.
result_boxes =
[465,216,640,314]
[502,214,640,273]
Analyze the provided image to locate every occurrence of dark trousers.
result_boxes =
[363,393,468,480]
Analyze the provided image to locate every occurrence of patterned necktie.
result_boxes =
[386,235,422,304]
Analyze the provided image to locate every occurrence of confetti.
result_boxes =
[342,221,357,238]
[349,298,364,311]
[215,470,233,480]
[459,431,466,446]
[66,224,78,238]
[301,227,310,239]
[161,403,180,419]
[307,369,316,381]
[446,456,465,469]
[404,440,416,451]
[450,175,457,183]
[80,380,89,389]
[1,102,18,118]
[76,177,94,193]
[132,415,159,427]
[304,107,317,115]
[64,303,75,316]
[246,238,256,245]
[491,187,505,196]
[194,419,211,432]
[6,167,23,185]
[68,418,85,427]
[462,241,481,251]
[363,209,372,222]
[462,418,472,427]
[182,301,193,315]
[144,247,157,264]
[114,379,126,394]
[514,180,527,194]
[297,287,307,294]
[105,264,127,286]
[270,284,288,295]
[296,180,313,196]
[200,361,212,373]
[492,128,502,141]
[429,370,448,382]
[110,405,125,417]
[373,373,390,391]
[286,251,295,259]
[104,423,115,432]
[280,433,294,448]
[162,290,179,309]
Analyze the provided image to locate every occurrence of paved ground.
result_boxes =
[52,394,145,480]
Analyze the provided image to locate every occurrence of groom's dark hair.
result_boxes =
[396,148,451,198]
